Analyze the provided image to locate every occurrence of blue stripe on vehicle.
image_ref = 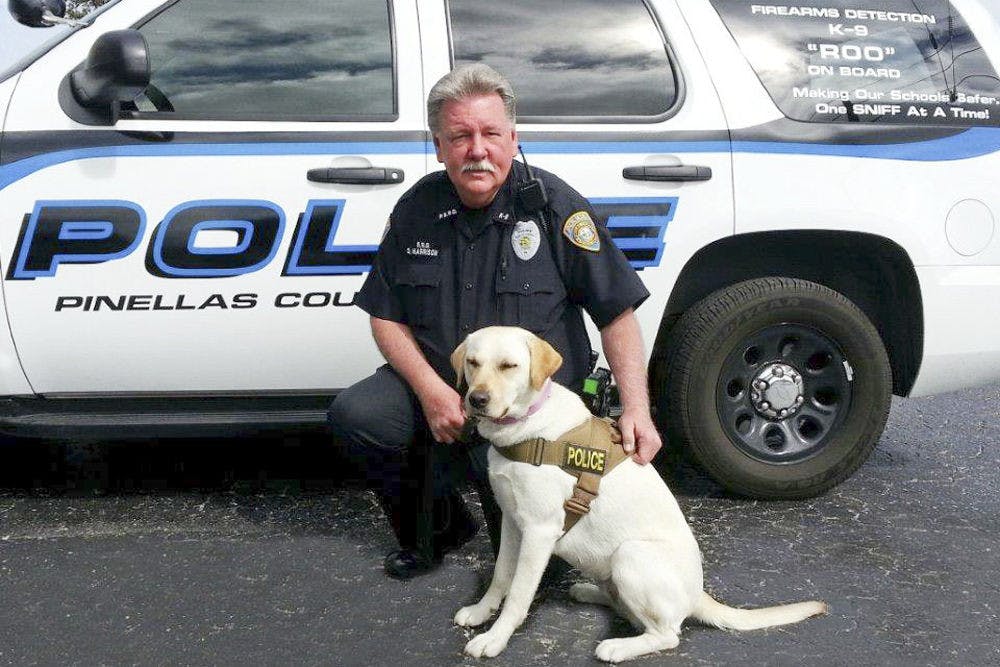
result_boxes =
[526,126,1000,160]
[735,126,1000,160]
[2,127,1000,190]
[0,141,432,191]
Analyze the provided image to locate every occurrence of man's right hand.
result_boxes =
[417,380,467,443]
[370,316,467,443]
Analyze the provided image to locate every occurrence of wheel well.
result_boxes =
[651,231,922,397]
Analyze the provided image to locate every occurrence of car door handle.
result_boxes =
[622,165,713,182]
[307,167,405,184]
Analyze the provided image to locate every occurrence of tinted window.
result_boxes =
[711,0,1000,126]
[135,0,394,120]
[449,0,677,120]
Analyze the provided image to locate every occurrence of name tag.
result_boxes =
[564,444,607,474]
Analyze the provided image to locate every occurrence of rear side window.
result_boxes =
[448,0,678,121]
[711,0,1000,126]
[133,0,394,120]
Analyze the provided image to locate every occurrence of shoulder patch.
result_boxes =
[562,211,600,252]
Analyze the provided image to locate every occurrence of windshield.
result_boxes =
[0,0,119,82]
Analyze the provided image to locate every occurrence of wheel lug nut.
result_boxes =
[761,402,770,410]
[779,409,787,417]
[795,396,803,404]
[774,367,784,377]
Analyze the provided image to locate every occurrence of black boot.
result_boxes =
[432,492,480,559]
[472,477,502,557]
[379,492,479,579]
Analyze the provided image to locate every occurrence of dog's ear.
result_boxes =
[528,334,562,390]
[450,340,468,390]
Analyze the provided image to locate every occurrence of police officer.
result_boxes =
[329,63,662,579]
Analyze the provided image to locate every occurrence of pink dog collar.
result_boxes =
[490,379,552,425]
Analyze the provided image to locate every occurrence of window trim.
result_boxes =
[444,0,685,124]
[117,0,399,123]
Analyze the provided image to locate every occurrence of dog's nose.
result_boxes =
[468,390,490,410]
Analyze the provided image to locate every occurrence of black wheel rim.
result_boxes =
[715,323,853,464]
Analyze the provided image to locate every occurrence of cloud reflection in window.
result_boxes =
[139,0,393,118]
[450,0,676,118]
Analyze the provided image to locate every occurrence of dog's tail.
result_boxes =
[692,592,828,631]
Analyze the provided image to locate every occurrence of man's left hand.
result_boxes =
[618,408,662,465]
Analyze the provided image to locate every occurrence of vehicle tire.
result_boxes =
[660,277,891,499]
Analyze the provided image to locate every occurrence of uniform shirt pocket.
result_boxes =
[394,263,442,328]
[495,260,565,333]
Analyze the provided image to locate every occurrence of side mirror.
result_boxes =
[8,0,66,27]
[69,29,150,110]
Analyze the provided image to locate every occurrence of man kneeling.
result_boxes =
[328,63,658,578]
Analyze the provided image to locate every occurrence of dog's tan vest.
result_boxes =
[492,416,629,532]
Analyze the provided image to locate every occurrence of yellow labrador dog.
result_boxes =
[451,326,826,663]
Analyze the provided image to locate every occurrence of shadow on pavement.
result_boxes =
[0,431,725,500]
[0,432,352,496]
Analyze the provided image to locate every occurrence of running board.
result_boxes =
[0,394,335,439]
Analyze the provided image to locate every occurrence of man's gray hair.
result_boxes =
[427,63,517,134]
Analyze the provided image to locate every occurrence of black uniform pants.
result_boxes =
[327,364,501,553]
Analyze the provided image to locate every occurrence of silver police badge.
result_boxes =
[511,219,541,261]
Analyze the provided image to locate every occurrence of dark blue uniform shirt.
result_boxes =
[355,161,649,389]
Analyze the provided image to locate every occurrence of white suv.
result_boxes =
[2,0,998,498]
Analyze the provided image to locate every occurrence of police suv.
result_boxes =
[2,0,998,499]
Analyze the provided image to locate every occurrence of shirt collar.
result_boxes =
[451,166,518,238]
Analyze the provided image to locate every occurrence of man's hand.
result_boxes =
[618,408,662,465]
[370,316,466,443]
[600,308,662,465]
[417,380,466,443]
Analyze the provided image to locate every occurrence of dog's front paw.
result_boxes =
[454,603,495,627]
[465,629,510,658]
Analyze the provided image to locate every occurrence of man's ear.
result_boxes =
[450,340,468,390]
[528,334,562,390]
[433,135,444,164]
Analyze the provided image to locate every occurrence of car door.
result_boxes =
[434,0,734,350]
[0,0,427,394]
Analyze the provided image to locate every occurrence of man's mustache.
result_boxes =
[461,160,496,174]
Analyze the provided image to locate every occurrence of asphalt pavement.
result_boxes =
[1,384,997,666]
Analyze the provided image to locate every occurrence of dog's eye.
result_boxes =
[468,359,481,368]
[499,362,518,371]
